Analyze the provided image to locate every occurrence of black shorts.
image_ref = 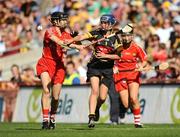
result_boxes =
[87,67,113,88]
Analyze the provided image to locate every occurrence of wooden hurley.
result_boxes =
[137,62,170,72]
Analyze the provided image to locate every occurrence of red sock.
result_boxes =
[133,108,141,125]
[42,109,49,122]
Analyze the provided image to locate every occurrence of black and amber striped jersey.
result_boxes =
[84,28,122,69]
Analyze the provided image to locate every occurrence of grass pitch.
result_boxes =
[0,123,180,137]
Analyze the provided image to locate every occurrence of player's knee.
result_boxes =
[130,97,138,105]
[42,88,50,97]
[91,89,99,96]
[99,98,106,104]
[52,95,59,100]
[52,96,59,103]
[123,102,129,108]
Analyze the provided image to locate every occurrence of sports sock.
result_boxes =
[133,108,141,125]
[42,109,49,122]
[50,98,59,120]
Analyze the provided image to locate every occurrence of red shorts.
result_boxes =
[113,71,140,92]
[36,57,65,84]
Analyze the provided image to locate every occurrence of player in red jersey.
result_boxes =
[36,11,80,130]
[96,24,149,128]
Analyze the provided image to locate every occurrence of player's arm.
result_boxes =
[96,36,123,60]
[49,35,65,46]
[73,32,92,42]
[135,45,149,71]
[96,52,120,60]
[68,43,86,50]
[135,60,149,71]
[66,32,93,45]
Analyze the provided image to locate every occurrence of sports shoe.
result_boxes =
[49,119,56,130]
[111,121,118,125]
[94,107,100,121]
[42,121,49,130]
[134,124,143,128]
[119,117,126,124]
[88,114,95,128]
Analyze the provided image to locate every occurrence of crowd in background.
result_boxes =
[0,0,180,86]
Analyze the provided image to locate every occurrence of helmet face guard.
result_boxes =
[121,24,134,45]
[121,24,133,35]
[50,12,68,28]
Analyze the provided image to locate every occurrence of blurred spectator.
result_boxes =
[69,1,90,33]
[21,65,40,85]
[78,47,92,68]
[20,29,40,52]
[145,34,160,61]
[152,43,168,63]
[87,0,101,26]
[155,18,173,46]
[10,0,22,14]
[169,15,180,58]
[31,5,42,25]
[3,30,21,56]
[72,55,87,84]
[168,53,180,81]
[169,4,180,19]
[64,0,73,14]
[0,65,2,81]
[87,0,100,16]
[112,0,128,23]
[0,34,6,56]
[141,60,157,83]
[10,64,40,86]
[146,70,167,83]
[34,16,48,46]
[21,0,38,16]
[145,34,168,63]
[128,0,144,23]
[99,0,111,16]
[63,61,80,85]
[135,13,156,41]
[18,16,34,40]
[10,64,23,84]
[49,0,64,14]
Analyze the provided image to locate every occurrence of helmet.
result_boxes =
[120,24,134,45]
[50,11,68,22]
[121,23,133,35]
[100,14,116,26]
[50,12,68,28]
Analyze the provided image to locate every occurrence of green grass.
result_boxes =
[0,123,180,137]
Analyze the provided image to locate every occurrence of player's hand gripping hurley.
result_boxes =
[135,62,169,72]
[62,30,121,50]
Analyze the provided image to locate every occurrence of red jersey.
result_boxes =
[116,42,147,71]
[42,26,72,61]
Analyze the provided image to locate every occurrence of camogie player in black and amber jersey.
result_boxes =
[66,14,122,128]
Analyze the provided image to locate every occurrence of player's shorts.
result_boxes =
[113,71,140,92]
[87,67,113,88]
[36,57,65,84]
